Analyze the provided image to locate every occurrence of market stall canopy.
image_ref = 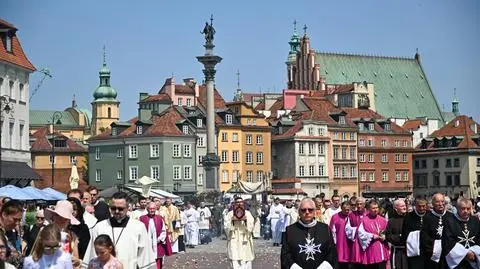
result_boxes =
[0,185,35,200]
[22,186,57,201]
[98,184,180,201]
[41,187,67,200]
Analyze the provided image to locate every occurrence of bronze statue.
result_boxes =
[201,16,216,45]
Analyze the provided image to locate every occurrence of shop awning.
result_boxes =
[0,161,41,186]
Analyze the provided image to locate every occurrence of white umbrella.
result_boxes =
[69,165,80,190]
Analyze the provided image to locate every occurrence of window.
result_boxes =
[5,35,12,52]
[341,147,347,159]
[350,132,356,140]
[232,151,239,162]
[252,119,256,126]
[403,140,409,147]
[319,165,325,176]
[318,143,325,155]
[434,159,439,168]
[129,145,138,159]
[197,137,205,147]
[446,175,452,186]
[95,169,102,182]
[477,158,480,167]
[381,154,388,163]
[381,140,387,147]
[299,143,305,155]
[232,170,239,182]
[318,128,325,136]
[334,132,339,139]
[129,166,138,181]
[116,148,124,158]
[173,144,181,157]
[339,116,345,125]
[350,166,357,177]
[107,107,112,118]
[197,119,203,128]
[69,155,76,164]
[395,172,401,182]
[384,124,391,131]
[151,166,160,180]
[250,170,260,182]
[221,151,228,162]
[359,139,365,147]
[334,166,339,178]
[342,132,347,140]
[256,152,263,164]
[183,144,191,157]
[246,152,253,163]
[403,172,409,182]
[309,165,315,176]
[186,98,192,107]
[434,175,440,186]
[368,123,375,131]
[256,135,263,145]
[117,170,123,180]
[360,172,366,182]
[299,166,305,176]
[395,140,400,147]
[446,159,452,168]
[173,166,181,180]
[308,127,314,136]
[367,139,373,147]
[454,174,460,186]
[359,123,365,131]
[368,154,374,163]
[9,81,13,99]
[112,128,117,136]
[49,154,55,164]
[246,135,252,145]
[403,154,408,163]
[19,124,24,149]
[350,147,356,159]
[184,166,192,179]
[197,173,204,185]
[414,160,419,169]
[226,114,233,124]
[136,125,143,135]
[359,154,366,162]
[150,144,159,158]
[382,172,388,182]
[333,146,339,159]
[232,133,239,142]
[177,98,183,106]
[182,125,189,135]
[309,143,316,155]
[454,158,460,167]
[198,156,203,165]
[395,154,401,163]
[368,172,375,182]
[246,171,253,182]
[93,147,100,160]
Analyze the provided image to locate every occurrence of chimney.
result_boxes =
[471,123,478,134]
[319,75,326,92]
[139,92,149,102]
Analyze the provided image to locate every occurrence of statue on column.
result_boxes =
[201,15,216,45]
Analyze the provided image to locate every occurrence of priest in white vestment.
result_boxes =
[185,201,200,247]
[224,197,255,269]
[267,197,284,246]
[83,192,156,269]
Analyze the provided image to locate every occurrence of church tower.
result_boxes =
[286,21,300,89]
[91,47,120,135]
[452,88,459,116]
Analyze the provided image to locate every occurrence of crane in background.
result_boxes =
[29,68,52,102]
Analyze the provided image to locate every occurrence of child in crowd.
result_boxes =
[87,235,123,269]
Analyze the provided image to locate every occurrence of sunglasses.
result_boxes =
[300,208,315,213]
[44,245,60,251]
[110,206,126,212]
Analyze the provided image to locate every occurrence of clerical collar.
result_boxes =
[414,208,426,217]
[298,219,317,228]
[110,216,129,227]
[454,213,469,223]
[431,209,446,218]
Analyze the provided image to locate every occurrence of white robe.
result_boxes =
[224,210,255,264]
[281,206,298,232]
[83,218,156,269]
[130,209,147,220]
[83,212,97,229]
[267,203,284,243]
[185,208,199,245]
[323,207,341,225]
[197,207,212,230]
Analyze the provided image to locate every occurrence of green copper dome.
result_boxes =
[93,62,117,101]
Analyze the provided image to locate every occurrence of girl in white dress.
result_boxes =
[23,224,73,269]
[0,230,15,269]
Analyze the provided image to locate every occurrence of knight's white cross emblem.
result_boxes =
[458,229,475,248]
[436,225,443,237]
[298,237,322,261]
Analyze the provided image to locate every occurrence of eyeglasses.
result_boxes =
[300,208,315,213]
[110,206,126,212]
[44,245,60,251]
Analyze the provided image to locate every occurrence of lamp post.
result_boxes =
[0,95,12,187]
[50,111,62,186]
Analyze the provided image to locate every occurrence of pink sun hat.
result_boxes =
[45,200,80,225]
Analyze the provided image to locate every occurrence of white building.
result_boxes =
[402,118,439,147]
[0,19,39,186]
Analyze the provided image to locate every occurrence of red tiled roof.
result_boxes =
[0,19,36,71]
[140,93,171,103]
[271,188,306,194]
[326,84,354,94]
[241,92,263,103]
[272,120,303,140]
[402,119,424,131]
[174,85,195,95]
[266,98,284,119]
[299,97,343,124]
[431,115,479,137]
[30,127,87,152]
[255,101,265,111]
[197,85,226,109]
[343,107,408,133]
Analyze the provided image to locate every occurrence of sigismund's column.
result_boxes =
[197,16,222,191]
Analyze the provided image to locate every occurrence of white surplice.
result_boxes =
[224,210,255,267]
[185,207,199,246]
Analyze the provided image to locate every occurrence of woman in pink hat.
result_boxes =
[45,200,81,267]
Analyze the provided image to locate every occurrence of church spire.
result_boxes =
[234,69,243,101]
[452,88,459,116]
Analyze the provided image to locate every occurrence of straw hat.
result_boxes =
[45,200,80,225]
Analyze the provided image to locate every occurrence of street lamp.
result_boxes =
[50,111,62,186]
[0,95,12,187]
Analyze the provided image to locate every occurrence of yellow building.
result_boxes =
[217,102,271,192]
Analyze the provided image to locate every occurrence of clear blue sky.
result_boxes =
[2,1,479,121]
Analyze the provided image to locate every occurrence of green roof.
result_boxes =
[73,108,92,127]
[30,110,78,127]
[316,53,444,122]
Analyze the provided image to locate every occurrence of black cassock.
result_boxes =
[281,221,337,269]
[442,214,480,269]
[386,212,408,269]
[401,210,426,269]
[420,210,453,269]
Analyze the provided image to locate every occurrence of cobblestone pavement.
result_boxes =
[164,237,281,269]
